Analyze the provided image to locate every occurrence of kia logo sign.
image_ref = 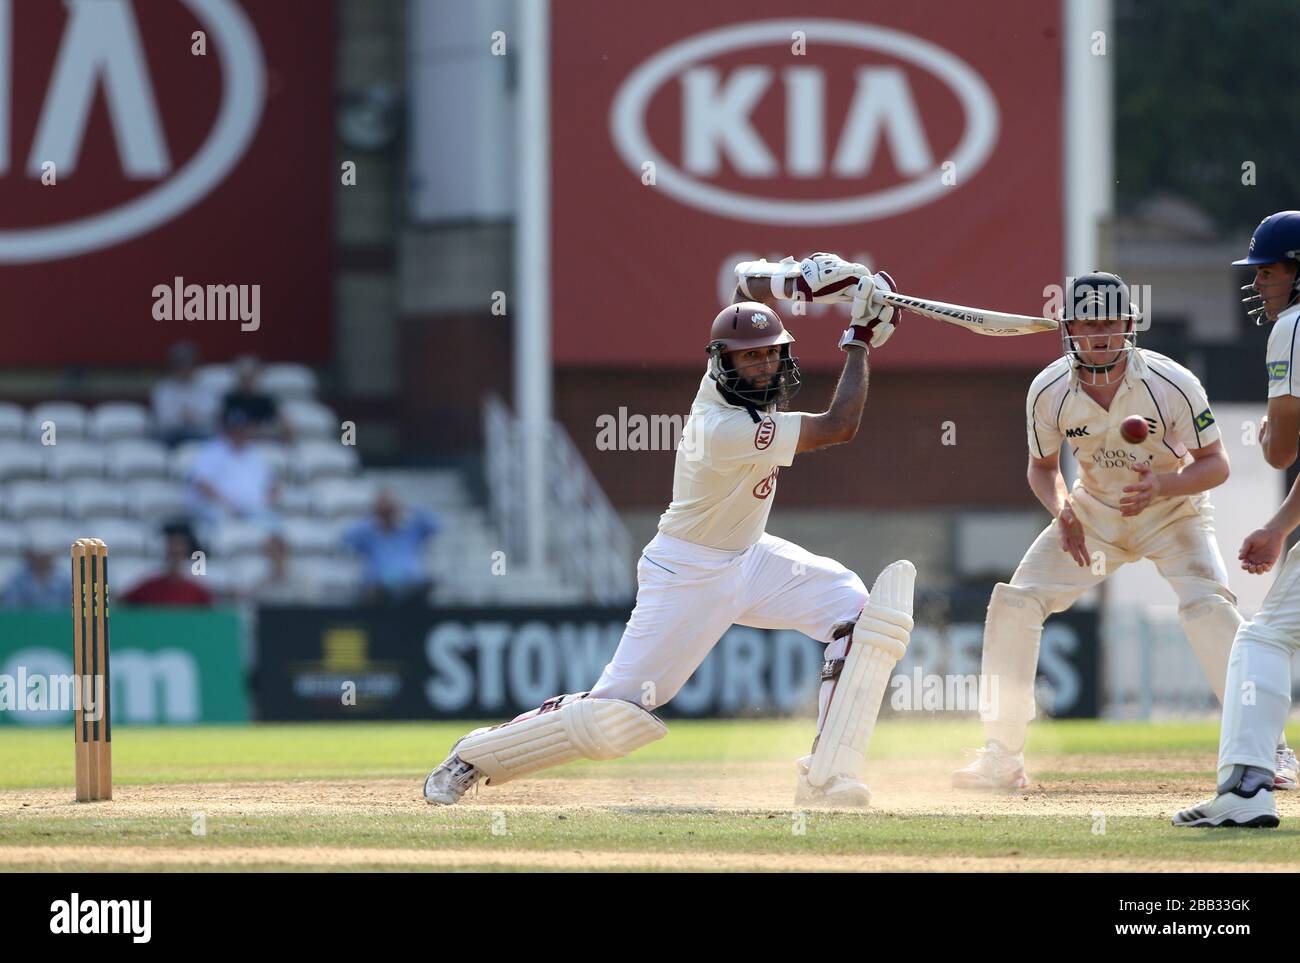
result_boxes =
[0,0,265,263]
[610,19,999,225]
[754,417,775,450]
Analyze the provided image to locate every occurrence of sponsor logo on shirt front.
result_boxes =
[1091,447,1152,470]
[754,417,776,450]
[753,466,779,499]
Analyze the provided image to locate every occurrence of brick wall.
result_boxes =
[556,365,1042,509]
[402,312,512,453]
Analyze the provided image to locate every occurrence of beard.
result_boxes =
[734,370,792,409]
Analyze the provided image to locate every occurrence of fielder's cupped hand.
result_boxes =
[1239,527,1285,574]
[1119,461,1161,516]
[1056,501,1091,567]
[798,252,870,303]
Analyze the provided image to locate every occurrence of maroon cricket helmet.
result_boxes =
[705,301,801,407]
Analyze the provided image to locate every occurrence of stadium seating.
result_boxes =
[311,478,375,517]
[64,480,130,519]
[0,445,44,483]
[90,402,150,441]
[194,364,237,398]
[260,363,318,400]
[78,519,152,558]
[281,399,338,439]
[107,440,170,480]
[45,442,105,480]
[28,401,88,440]
[0,403,24,441]
[7,481,64,520]
[210,520,270,559]
[126,480,190,521]
[294,440,359,482]
[0,521,25,555]
[280,517,338,556]
[0,392,500,607]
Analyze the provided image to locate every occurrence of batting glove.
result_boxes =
[797,252,870,303]
[840,271,900,351]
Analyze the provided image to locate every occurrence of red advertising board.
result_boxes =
[0,0,333,365]
[551,2,1062,370]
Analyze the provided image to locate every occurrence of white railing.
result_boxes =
[483,396,524,562]
[483,395,635,603]
[1102,605,1300,719]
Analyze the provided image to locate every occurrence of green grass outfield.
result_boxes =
[2,719,1296,872]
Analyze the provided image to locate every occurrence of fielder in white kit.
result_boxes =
[424,253,917,807]
[952,272,1296,791]
[1175,210,1300,828]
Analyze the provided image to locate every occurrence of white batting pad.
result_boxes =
[808,560,916,790]
[457,697,667,786]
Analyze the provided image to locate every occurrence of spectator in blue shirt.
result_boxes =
[2,546,72,609]
[341,491,439,604]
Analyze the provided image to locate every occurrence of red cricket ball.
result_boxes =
[1120,415,1150,444]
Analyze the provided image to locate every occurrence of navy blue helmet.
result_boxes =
[1234,211,1300,323]
[1233,211,1300,267]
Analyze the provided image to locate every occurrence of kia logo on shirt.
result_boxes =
[0,0,266,263]
[609,19,999,225]
[754,416,776,450]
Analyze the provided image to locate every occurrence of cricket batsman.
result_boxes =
[951,271,1296,791]
[424,253,916,807]
[1175,211,1300,827]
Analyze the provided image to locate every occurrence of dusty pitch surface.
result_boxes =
[5,754,1298,872]
[0,755,1217,817]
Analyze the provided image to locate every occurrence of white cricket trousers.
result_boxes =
[982,487,1241,751]
[1218,542,1300,782]
[589,531,869,710]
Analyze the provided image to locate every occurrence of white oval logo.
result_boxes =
[610,19,999,225]
[0,0,265,263]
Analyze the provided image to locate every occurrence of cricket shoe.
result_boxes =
[1173,766,1279,828]
[423,733,487,805]
[1274,746,1298,790]
[951,740,1029,791]
[793,754,871,808]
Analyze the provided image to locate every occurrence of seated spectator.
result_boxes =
[121,522,213,606]
[187,408,280,529]
[1,545,72,609]
[222,354,287,440]
[341,491,439,605]
[152,341,219,446]
[248,533,322,604]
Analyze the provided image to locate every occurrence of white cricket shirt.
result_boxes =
[1265,303,1300,399]
[1027,349,1221,510]
[657,372,802,551]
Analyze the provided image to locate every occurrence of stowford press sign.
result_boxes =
[609,19,999,225]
